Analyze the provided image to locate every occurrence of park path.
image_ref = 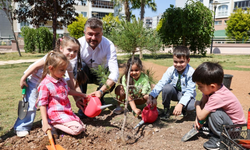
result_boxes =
[0,59,39,65]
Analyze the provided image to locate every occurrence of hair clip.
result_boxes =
[77,68,83,72]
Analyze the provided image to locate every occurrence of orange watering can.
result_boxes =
[83,95,112,118]
[134,104,158,129]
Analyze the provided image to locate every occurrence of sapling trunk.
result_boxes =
[121,52,135,142]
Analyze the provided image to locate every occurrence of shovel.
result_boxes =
[46,130,65,150]
[18,85,29,120]
[181,127,199,142]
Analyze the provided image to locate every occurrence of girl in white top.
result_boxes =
[14,36,87,137]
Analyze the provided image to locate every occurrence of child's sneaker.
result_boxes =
[16,130,29,137]
[113,106,124,115]
[203,135,220,150]
[159,108,171,120]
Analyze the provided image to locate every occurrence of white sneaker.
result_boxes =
[113,106,124,115]
[16,131,29,137]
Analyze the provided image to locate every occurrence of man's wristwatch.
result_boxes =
[99,89,104,95]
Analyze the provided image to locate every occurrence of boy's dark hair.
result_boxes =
[173,46,190,60]
[84,17,103,31]
[192,62,224,85]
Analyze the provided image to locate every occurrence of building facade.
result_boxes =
[4,0,124,39]
[142,14,162,29]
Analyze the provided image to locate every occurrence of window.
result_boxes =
[81,12,87,17]
[234,1,250,10]
[92,0,114,9]
[214,21,222,25]
[224,20,227,24]
[217,5,228,16]
[200,0,203,3]
[20,21,29,28]
[91,12,111,19]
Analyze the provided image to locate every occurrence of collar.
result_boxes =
[46,74,62,83]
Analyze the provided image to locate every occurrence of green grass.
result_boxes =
[141,53,250,71]
[0,52,249,137]
[0,52,45,61]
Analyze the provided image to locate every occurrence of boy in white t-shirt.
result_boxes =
[192,62,246,150]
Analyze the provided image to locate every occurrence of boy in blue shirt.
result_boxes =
[147,46,196,120]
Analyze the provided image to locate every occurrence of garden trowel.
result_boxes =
[18,86,29,120]
[181,127,199,142]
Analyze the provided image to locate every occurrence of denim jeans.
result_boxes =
[14,80,38,131]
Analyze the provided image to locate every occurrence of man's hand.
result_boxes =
[173,103,183,116]
[147,95,157,108]
[90,90,102,100]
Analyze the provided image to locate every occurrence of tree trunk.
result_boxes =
[121,51,135,142]
[124,0,130,22]
[52,0,58,49]
[182,36,186,45]
[140,0,145,21]
[139,48,143,59]
[11,25,22,57]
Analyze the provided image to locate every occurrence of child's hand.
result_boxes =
[80,93,86,99]
[173,103,183,116]
[194,117,202,130]
[20,77,28,89]
[42,122,51,133]
[147,95,157,108]
[133,108,142,116]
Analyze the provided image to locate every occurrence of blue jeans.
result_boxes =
[14,80,38,131]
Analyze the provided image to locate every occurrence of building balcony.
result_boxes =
[91,0,114,9]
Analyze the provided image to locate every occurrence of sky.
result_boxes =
[131,0,176,18]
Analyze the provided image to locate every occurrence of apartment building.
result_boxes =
[142,13,162,29]
[152,14,162,29]
[2,0,124,40]
[143,17,153,28]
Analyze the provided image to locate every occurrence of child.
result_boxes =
[38,51,85,135]
[14,36,86,137]
[114,57,151,115]
[147,46,196,120]
[192,62,246,150]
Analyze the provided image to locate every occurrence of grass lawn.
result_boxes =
[0,52,249,136]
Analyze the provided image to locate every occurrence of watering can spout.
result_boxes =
[100,104,113,110]
[134,120,145,129]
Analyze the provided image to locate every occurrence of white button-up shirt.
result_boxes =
[72,36,119,82]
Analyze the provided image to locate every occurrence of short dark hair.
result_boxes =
[173,46,190,60]
[84,17,103,31]
[192,62,224,85]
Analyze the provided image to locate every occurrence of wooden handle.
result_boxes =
[47,130,57,150]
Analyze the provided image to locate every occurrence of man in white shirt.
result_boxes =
[72,17,119,118]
